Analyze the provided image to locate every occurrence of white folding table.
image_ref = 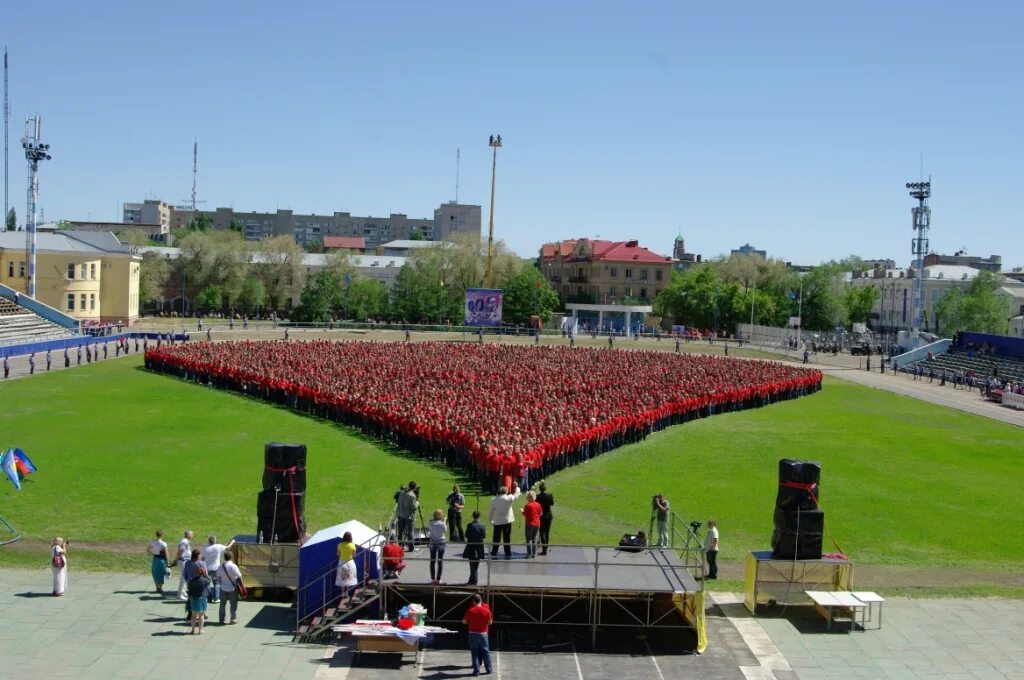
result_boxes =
[852,591,885,630]
[805,590,866,632]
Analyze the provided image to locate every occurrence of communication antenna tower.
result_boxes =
[22,115,52,298]
[178,140,206,212]
[4,48,9,230]
[906,178,931,338]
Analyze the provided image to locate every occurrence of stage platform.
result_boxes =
[396,544,700,593]
[378,545,706,648]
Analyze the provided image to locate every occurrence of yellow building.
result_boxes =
[0,231,141,324]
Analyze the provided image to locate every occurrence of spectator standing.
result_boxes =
[463,594,494,676]
[175,530,194,600]
[202,535,234,603]
[395,482,419,551]
[536,481,555,556]
[521,491,542,558]
[45,349,51,371]
[446,485,466,542]
[428,509,447,584]
[187,564,211,635]
[217,551,245,624]
[3,355,9,379]
[63,347,69,368]
[147,530,169,594]
[488,483,521,559]
[463,511,486,585]
[29,353,35,375]
[654,494,670,547]
[704,520,720,580]
[51,537,68,596]
[182,548,207,624]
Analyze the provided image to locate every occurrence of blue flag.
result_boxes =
[789,291,797,301]
[1,449,21,491]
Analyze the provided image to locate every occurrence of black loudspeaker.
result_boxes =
[256,489,306,543]
[775,458,821,511]
[264,442,307,492]
[771,508,824,560]
[264,442,307,470]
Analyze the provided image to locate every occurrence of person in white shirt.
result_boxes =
[147,530,170,594]
[704,520,720,580]
[202,535,235,603]
[176,530,193,600]
[488,483,521,559]
[217,551,245,624]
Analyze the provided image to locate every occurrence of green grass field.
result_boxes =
[1,353,1021,596]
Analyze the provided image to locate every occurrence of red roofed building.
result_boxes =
[323,236,366,252]
[539,238,672,304]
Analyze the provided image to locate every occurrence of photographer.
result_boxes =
[653,494,670,548]
[395,481,420,551]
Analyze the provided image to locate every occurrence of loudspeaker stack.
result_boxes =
[257,443,307,543]
[770,458,824,560]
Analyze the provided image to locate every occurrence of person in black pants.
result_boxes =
[463,511,487,585]
[446,484,465,542]
[536,481,555,556]
[488,484,520,559]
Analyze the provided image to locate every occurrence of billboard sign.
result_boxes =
[464,288,503,327]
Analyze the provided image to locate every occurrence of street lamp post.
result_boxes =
[343,273,352,322]
[485,134,502,289]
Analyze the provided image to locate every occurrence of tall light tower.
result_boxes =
[906,179,931,337]
[485,134,502,289]
[22,116,51,298]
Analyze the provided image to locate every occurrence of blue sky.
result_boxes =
[3,1,1022,267]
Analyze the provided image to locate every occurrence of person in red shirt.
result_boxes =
[521,491,543,558]
[381,537,406,580]
[462,594,493,676]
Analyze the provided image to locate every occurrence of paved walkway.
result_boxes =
[2,569,1022,680]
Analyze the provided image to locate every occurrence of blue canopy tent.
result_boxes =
[298,520,382,622]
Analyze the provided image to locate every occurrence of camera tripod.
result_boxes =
[385,500,428,549]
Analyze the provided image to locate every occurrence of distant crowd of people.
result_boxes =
[143,341,823,486]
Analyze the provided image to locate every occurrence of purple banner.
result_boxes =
[464,288,503,327]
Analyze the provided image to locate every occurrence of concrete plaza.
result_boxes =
[2,568,1022,679]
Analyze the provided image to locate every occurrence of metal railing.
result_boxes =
[295,529,387,632]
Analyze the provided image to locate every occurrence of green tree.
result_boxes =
[5,207,14,232]
[410,228,425,241]
[389,264,436,323]
[502,264,559,324]
[237,276,266,315]
[293,270,341,322]
[933,271,1010,335]
[345,277,388,321]
[228,219,244,234]
[117,229,152,247]
[843,286,880,325]
[799,262,847,330]
[253,235,306,312]
[175,230,250,310]
[653,265,721,329]
[138,251,171,307]
[195,285,223,313]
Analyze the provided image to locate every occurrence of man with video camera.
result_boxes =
[395,481,420,551]
[653,493,670,548]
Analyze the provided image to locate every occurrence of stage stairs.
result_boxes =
[296,580,382,643]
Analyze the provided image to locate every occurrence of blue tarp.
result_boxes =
[297,520,381,622]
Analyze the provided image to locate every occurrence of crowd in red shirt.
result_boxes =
[146,340,822,487]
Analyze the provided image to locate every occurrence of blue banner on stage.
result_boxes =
[464,288,503,327]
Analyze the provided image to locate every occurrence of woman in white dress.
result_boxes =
[51,537,67,596]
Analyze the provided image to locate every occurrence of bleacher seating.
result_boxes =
[909,347,1024,384]
[0,299,78,345]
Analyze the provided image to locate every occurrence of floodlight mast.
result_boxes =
[22,116,51,299]
[906,179,931,341]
